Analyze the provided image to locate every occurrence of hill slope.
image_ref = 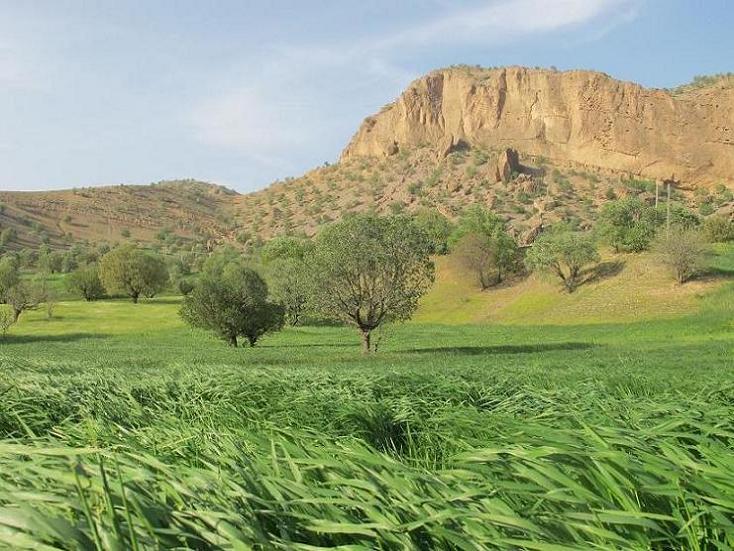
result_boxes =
[1,66,733,250]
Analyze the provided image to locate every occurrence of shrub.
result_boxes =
[66,265,106,301]
[652,228,709,284]
[702,215,734,243]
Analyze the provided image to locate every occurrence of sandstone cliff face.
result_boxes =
[341,67,734,187]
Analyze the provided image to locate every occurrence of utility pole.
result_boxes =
[666,181,671,234]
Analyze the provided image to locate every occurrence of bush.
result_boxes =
[66,265,106,301]
[597,198,662,252]
[702,215,734,243]
[652,228,709,284]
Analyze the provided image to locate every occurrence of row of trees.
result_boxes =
[181,215,435,352]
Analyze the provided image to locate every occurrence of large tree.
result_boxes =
[308,214,434,353]
[525,228,600,293]
[180,264,284,347]
[99,245,169,303]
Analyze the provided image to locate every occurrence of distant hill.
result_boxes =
[1,66,733,251]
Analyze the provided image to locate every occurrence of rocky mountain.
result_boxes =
[1,66,732,251]
[342,66,734,187]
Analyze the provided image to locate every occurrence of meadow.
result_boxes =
[1,252,733,549]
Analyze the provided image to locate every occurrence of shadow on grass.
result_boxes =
[405,342,598,355]
[260,342,356,349]
[584,260,626,284]
[0,333,108,344]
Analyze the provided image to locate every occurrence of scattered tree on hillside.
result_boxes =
[66,265,106,301]
[180,265,284,347]
[525,228,600,293]
[413,209,454,255]
[99,245,169,303]
[449,206,519,286]
[652,228,709,284]
[702,215,734,243]
[307,214,434,353]
[597,197,662,252]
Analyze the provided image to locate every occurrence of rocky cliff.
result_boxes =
[341,66,734,187]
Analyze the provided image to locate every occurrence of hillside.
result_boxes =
[0,180,239,250]
[1,66,733,250]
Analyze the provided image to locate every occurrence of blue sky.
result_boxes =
[0,0,732,192]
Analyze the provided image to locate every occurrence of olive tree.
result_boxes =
[449,206,519,286]
[652,228,709,284]
[308,214,434,353]
[180,264,284,347]
[66,264,106,301]
[261,236,313,326]
[99,245,169,303]
[4,280,45,322]
[525,228,600,293]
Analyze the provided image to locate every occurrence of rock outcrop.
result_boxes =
[341,66,734,187]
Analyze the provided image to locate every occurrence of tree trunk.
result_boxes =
[361,329,372,354]
[228,334,238,347]
[247,336,257,347]
[131,292,139,304]
[12,308,21,323]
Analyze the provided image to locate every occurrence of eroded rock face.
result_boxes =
[341,66,734,187]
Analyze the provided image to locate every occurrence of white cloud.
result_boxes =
[189,0,640,172]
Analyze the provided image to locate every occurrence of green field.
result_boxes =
[1,252,734,549]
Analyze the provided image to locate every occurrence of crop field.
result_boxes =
[0,272,732,550]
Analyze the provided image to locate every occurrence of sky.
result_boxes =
[0,0,732,193]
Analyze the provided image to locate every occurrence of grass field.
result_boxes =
[1,251,733,549]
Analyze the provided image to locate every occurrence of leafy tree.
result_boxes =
[261,236,314,326]
[0,256,20,298]
[99,245,169,303]
[180,265,284,347]
[66,265,106,301]
[308,214,434,353]
[4,281,45,322]
[597,198,662,252]
[0,228,16,247]
[652,228,709,284]
[449,206,519,284]
[413,209,454,255]
[0,307,14,338]
[525,228,600,293]
[702,215,734,243]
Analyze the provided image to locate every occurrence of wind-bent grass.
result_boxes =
[0,256,733,547]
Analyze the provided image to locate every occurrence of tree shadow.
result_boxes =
[0,333,108,344]
[583,260,626,285]
[260,342,356,349]
[405,342,598,355]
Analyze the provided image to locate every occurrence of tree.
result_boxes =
[525,228,600,293]
[99,245,169,303]
[702,215,734,243]
[0,307,14,338]
[261,236,314,326]
[307,214,434,353]
[66,265,106,301]
[0,256,20,298]
[413,209,454,255]
[597,197,663,252]
[4,281,45,322]
[449,206,519,285]
[652,228,709,284]
[180,265,284,347]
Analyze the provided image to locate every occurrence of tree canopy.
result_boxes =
[525,228,600,293]
[180,264,284,347]
[307,214,434,353]
[99,245,169,303]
